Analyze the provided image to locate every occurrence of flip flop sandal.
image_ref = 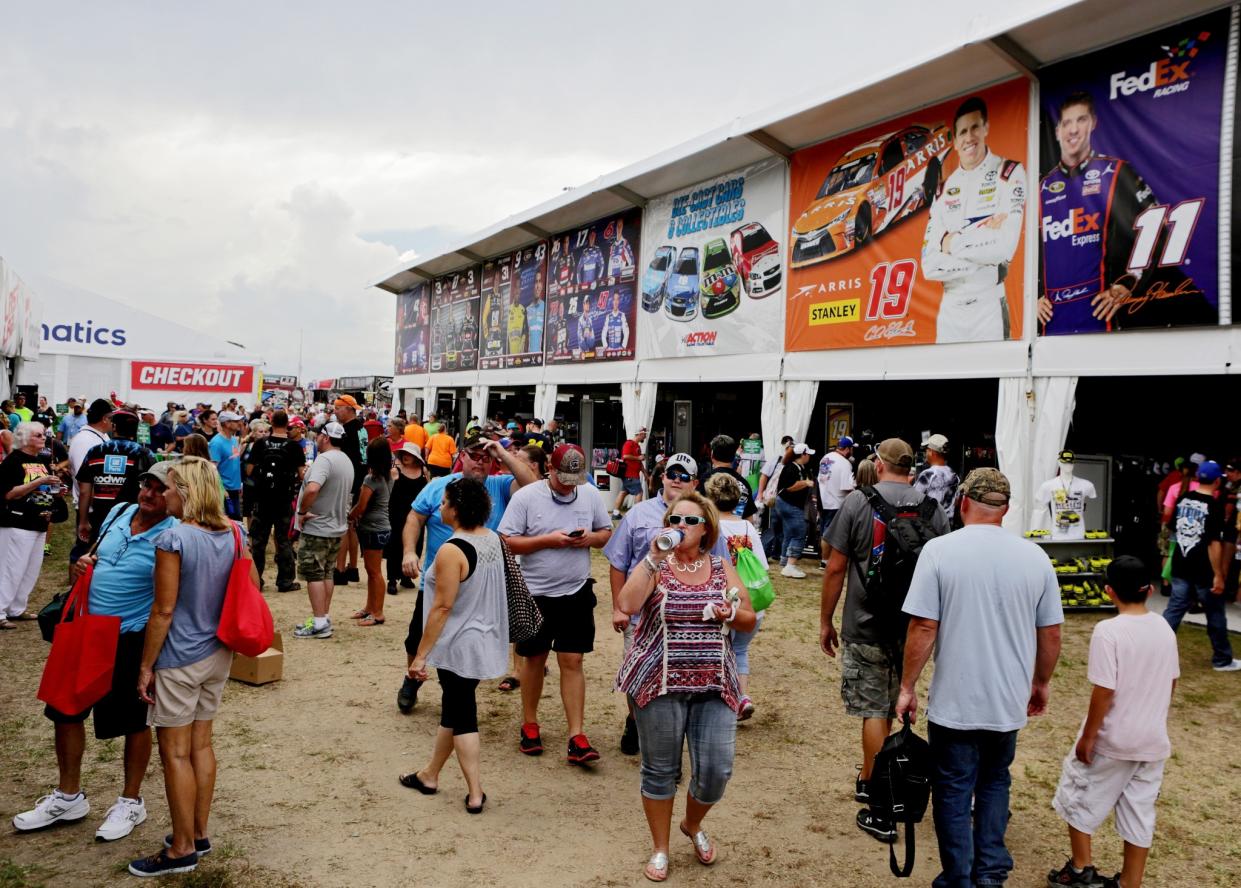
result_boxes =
[497,676,520,691]
[680,823,716,865]
[358,616,385,627]
[643,852,669,882]
[397,772,437,794]
[0,621,16,631]
[8,613,37,621]
[465,793,486,814]
[350,610,370,620]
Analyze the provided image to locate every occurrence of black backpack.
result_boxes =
[860,487,942,642]
[869,715,932,878]
[250,438,298,498]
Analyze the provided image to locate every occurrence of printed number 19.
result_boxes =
[1127,199,1204,271]
[864,259,918,321]
[887,168,906,209]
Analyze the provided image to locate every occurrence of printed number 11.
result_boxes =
[865,259,918,321]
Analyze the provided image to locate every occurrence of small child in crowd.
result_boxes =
[1047,555,1179,888]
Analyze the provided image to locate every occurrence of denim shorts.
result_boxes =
[360,529,391,552]
[630,692,736,804]
[622,477,643,495]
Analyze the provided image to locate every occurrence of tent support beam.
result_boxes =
[985,34,1040,79]
[456,248,485,264]
[607,184,647,208]
[744,129,793,159]
[518,222,552,239]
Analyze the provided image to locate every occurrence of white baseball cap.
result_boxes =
[322,421,346,439]
[665,453,697,477]
[792,443,815,456]
[925,434,949,454]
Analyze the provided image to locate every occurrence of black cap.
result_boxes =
[87,398,115,423]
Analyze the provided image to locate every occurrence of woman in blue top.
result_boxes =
[132,456,258,878]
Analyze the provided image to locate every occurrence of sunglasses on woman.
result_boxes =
[667,514,705,526]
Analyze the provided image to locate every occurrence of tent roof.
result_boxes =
[371,0,1229,294]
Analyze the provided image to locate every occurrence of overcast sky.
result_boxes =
[1,1,1053,379]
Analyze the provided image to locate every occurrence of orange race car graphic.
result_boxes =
[790,124,952,268]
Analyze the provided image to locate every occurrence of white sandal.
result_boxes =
[644,851,669,882]
[680,822,716,865]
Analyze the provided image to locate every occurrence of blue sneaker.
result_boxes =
[164,834,212,856]
[128,849,198,878]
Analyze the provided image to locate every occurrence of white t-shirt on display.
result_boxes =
[1034,474,1097,540]
[817,451,855,510]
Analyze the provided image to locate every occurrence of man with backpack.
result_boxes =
[897,468,1063,888]
[246,410,306,592]
[819,437,948,843]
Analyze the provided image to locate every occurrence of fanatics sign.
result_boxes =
[131,361,255,392]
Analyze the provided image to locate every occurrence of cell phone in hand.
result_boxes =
[568,529,585,538]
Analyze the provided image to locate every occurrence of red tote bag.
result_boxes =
[216,522,275,657]
[37,565,121,716]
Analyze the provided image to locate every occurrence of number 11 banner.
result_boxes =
[1036,9,1233,335]
[785,78,1029,351]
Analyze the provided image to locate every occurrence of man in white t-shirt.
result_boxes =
[500,444,613,766]
[914,433,960,521]
[898,468,1063,888]
[817,435,855,534]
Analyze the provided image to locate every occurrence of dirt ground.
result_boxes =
[2,528,1241,888]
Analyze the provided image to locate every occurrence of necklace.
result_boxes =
[669,555,705,573]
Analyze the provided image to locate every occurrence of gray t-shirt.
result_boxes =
[825,482,950,645]
[358,474,391,533]
[300,449,354,537]
[903,524,1064,732]
[497,480,611,598]
[153,523,244,670]
[425,530,509,680]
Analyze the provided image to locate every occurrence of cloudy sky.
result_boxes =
[1,1,1052,379]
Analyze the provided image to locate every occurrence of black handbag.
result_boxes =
[868,714,933,878]
[38,506,128,643]
[499,536,543,643]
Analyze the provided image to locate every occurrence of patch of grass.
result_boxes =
[0,858,45,888]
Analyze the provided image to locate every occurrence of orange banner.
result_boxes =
[786,78,1029,350]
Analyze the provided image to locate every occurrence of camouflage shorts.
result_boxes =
[297,533,343,582]
[840,642,901,719]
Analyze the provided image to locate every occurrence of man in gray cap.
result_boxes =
[898,467,1063,888]
[292,421,356,639]
[914,433,960,521]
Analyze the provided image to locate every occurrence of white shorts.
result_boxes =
[935,286,1005,343]
[1052,750,1165,847]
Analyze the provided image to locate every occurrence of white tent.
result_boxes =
[33,277,263,408]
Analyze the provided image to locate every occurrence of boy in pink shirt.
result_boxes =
[1048,556,1179,888]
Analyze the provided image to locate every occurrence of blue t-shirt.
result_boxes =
[58,413,86,441]
[208,433,242,491]
[603,491,729,577]
[153,522,246,669]
[412,472,516,587]
[88,503,179,633]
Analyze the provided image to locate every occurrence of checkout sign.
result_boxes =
[130,361,255,392]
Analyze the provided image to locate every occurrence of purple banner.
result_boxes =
[1038,10,1230,334]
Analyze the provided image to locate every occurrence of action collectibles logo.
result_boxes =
[681,331,718,348]
[131,361,255,392]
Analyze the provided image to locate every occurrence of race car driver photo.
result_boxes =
[1037,90,1213,334]
[921,95,1025,343]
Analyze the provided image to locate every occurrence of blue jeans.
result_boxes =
[928,723,1017,888]
[731,611,765,676]
[630,692,736,804]
[762,502,783,559]
[818,507,839,540]
[774,498,806,563]
[1165,577,1234,667]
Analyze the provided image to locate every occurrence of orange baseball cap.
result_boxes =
[333,394,359,408]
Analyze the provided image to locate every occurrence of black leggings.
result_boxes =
[437,669,480,736]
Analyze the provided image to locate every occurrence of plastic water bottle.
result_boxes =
[655,529,683,552]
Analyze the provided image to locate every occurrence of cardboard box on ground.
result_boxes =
[229,632,283,685]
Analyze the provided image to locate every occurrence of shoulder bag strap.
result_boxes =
[889,820,915,878]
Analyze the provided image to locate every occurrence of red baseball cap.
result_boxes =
[550,444,588,486]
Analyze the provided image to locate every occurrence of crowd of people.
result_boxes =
[1,391,1236,886]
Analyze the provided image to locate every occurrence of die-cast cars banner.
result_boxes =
[131,361,255,392]
[429,267,481,373]
[637,160,785,359]
[545,208,642,365]
[1037,10,1232,335]
[395,282,431,375]
[480,242,548,370]
[786,78,1029,351]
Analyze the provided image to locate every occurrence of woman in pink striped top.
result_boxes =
[616,490,757,883]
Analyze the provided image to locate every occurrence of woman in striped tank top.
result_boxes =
[615,490,757,882]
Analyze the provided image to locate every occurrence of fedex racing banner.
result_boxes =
[545,208,641,365]
[1037,10,1234,335]
[429,267,481,373]
[395,282,431,375]
[786,78,1029,350]
[131,361,255,392]
[480,242,548,370]
[637,160,785,359]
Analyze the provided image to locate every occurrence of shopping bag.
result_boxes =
[735,547,775,612]
[216,522,275,657]
[36,570,120,715]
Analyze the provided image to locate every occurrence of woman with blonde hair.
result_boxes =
[131,457,258,877]
[854,454,879,488]
[616,489,756,882]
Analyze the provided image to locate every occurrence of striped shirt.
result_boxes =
[616,556,742,713]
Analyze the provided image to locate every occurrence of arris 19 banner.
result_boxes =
[1037,10,1233,335]
[786,78,1029,350]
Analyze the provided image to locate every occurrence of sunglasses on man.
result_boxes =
[667,514,705,527]
[664,470,692,482]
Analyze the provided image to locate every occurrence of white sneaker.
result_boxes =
[1212,659,1241,672]
[13,791,90,832]
[781,565,807,579]
[96,796,147,841]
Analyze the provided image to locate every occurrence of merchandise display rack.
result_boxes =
[1031,535,1117,613]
